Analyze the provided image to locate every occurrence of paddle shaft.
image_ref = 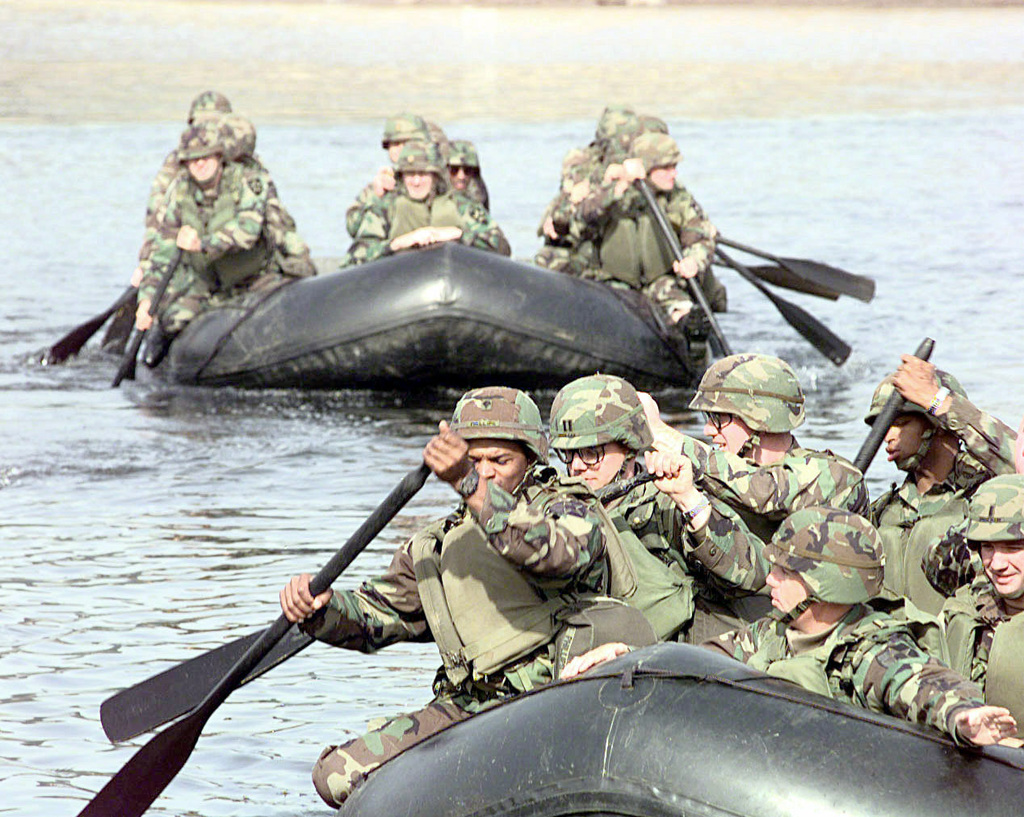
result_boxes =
[46,286,137,364]
[714,247,851,367]
[111,250,180,387]
[635,180,732,358]
[78,462,431,817]
[852,338,935,474]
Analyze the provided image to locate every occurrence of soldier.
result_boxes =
[548,374,769,642]
[641,354,869,638]
[941,474,1024,726]
[866,355,1016,611]
[565,507,1018,748]
[574,131,726,326]
[447,139,490,211]
[279,387,654,807]
[131,90,234,288]
[345,112,432,238]
[135,116,316,365]
[340,141,511,268]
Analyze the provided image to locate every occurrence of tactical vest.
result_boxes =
[179,165,272,291]
[598,210,672,289]
[607,491,695,640]
[944,593,1024,723]
[410,482,639,687]
[879,495,967,616]
[389,192,463,241]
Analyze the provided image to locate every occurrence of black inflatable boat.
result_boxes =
[337,643,1024,817]
[155,243,703,390]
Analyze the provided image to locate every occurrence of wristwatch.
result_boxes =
[456,469,480,499]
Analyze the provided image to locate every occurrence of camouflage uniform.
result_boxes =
[533,106,640,276]
[301,388,645,808]
[549,374,769,643]
[679,355,868,637]
[865,373,1017,609]
[447,139,490,211]
[706,507,987,743]
[574,132,726,317]
[340,142,510,268]
[941,475,1024,723]
[345,112,431,238]
[139,118,315,336]
[135,91,233,270]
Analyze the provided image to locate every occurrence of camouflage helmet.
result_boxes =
[965,474,1024,545]
[632,132,681,173]
[426,122,451,163]
[219,113,256,162]
[394,141,447,177]
[549,375,654,453]
[765,506,884,605]
[448,139,481,170]
[638,114,669,135]
[177,118,224,161]
[688,354,805,433]
[187,90,232,125]
[594,105,638,143]
[863,370,967,426]
[450,387,548,464]
[381,112,430,148]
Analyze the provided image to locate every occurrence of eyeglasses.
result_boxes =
[703,412,733,433]
[554,445,605,467]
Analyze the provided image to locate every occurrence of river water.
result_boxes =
[2,3,1024,816]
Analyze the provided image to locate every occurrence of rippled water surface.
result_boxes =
[2,4,1024,816]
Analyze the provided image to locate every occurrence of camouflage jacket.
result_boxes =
[941,575,1008,691]
[707,601,984,742]
[340,187,511,268]
[345,181,380,239]
[536,145,601,244]
[678,436,870,540]
[300,466,609,711]
[140,159,314,300]
[574,179,716,280]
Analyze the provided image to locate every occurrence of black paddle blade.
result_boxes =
[776,256,876,303]
[100,626,315,743]
[743,264,840,301]
[46,287,136,364]
[771,293,851,366]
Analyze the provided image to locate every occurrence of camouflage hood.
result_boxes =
[450,387,548,464]
[689,353,805,433]
[549,374,653,452]
[765,506,884,605]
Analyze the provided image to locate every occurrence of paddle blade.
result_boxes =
[776,257,876,303]
[46,287,136,364]
[743,264,840,301]
[101,626,314,743]
[771,295,851,366]
[78,703,208,817]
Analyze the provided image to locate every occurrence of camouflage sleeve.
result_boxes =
[922,520,981,596]
[199,167,271,260]
[299,538,430,652]
[847,631,984,741]
[138,178,188,302]
[684,497,770,591]
[339,193,392,268]
[457,196,511,256]
[345,183,379,238]
[475,480,608,590]
[700,620,766,661]
[936,393,1017,477]
[681,436,870,518]
[666,186,716,275]
[264,191,316,277]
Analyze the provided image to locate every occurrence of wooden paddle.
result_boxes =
[45,286,137,365]
[76,462,431,817]
[111,250,181,387]
[717,236,876,303]
[714,247,851,367]
[99,469,659,743]
[634,179,733,358]
[852,337,935,474]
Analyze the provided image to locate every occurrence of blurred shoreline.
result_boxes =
[3,0,1024,123]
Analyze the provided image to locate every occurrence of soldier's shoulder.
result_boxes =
[232,161,272,196]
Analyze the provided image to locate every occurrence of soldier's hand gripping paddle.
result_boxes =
[111,249,181,387]
[634,179,733,358]
[714,247,852,366]
[76,462,431,817]
[853,338,935,474]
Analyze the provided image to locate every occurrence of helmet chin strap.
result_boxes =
[772,597,816,626]
[738,431,761,461]
[895,425,935,473]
